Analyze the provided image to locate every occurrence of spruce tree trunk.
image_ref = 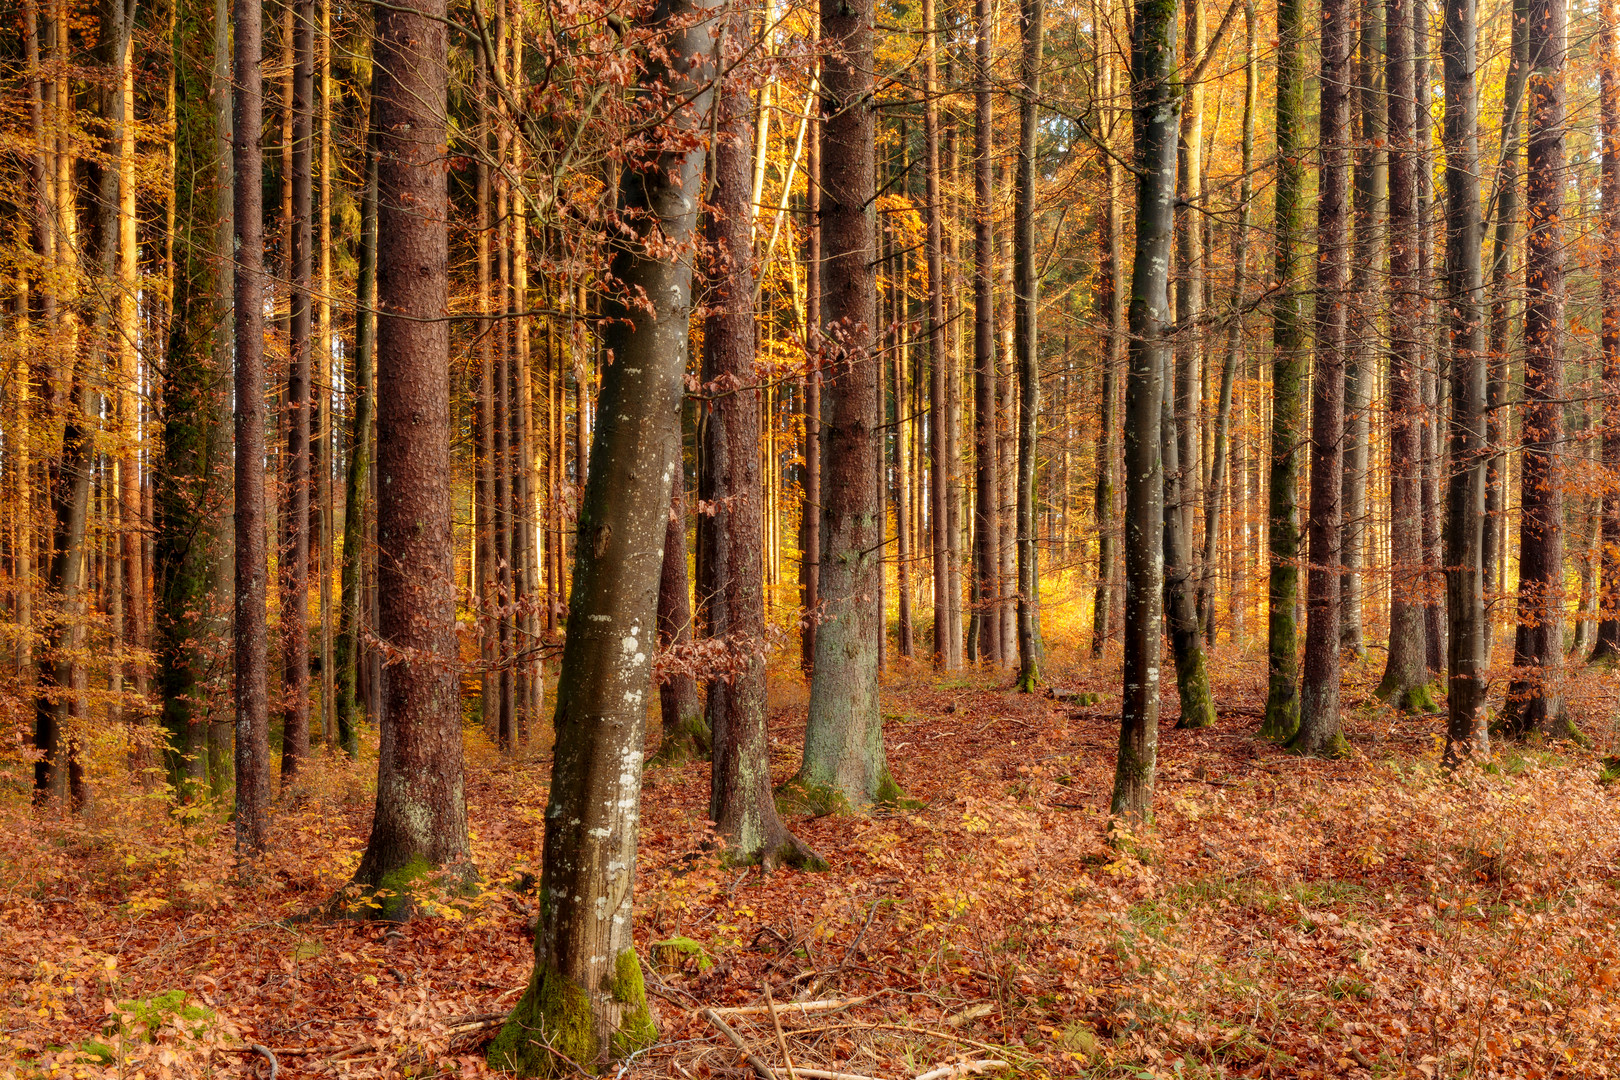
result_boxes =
[351,0,472,913]
[1502,0,1569,740]
[232,0,272,855]
[793,0,898,812]
[1376,0,1435,711]
[971,0,1000,666]
[924,0,958,670]
[488,0,717,1066]
[207,0,236,790]
[1112,0,1176,823]
[1293,0,1352,756]
[1262,0,1306,742]
[1594,0,1620,661]
[800,79,822,674]
[1014,0,1044,690]
[1175,0,1206,569]
[1439,0,1492,760]
[1093,0,1122,659]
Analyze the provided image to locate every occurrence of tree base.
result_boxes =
[775,767,919,818]
[719,828,829,872]
[488,951,656,1077]
[1374,678,1439,714]
[335,856,478,922]
[1285,725,1350,759]
[647,713,711,767]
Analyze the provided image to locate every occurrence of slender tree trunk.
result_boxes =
[1292,0,1352,756]
[316,0,335,749]
[1594,0,1620,661]
[1093,0,1121,658]
[350,0,472,912]
[1175,0,1205,573]
[800,53,822,675]
[1377,0,1434,710]
[1111,0,1176,823]
[924,0,956,670]
[1014,0,1044,690]
[115,0,144,719]
[654,460,705,763]
[971,0,1000,665]
[1262,0,1306,741]
[791,0,898,812]
[488,0,716,1064]
[1501,0,1569,741]
[233,0,272,856]
[1416,0,1446,677]
[206,0,235,790]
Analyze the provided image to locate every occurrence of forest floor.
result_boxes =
[3,639,1620,1080]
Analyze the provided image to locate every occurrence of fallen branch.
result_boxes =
[250,1043,279,1080]
[914,1061,1008,1080]
[703,1008,776,1080]
[764,983,799,1080]
[708,996,873,1018]
[771,1070,887,1080]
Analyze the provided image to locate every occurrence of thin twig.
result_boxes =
[764,983,799,1080]
[703,1008,776,1080]
[249,1043,279,1080]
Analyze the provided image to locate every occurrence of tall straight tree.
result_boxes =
[232,0,271,855]
[1439,0,1491,759]
[1502,0,1569,740]
[1262,0,1306,741]
[1013,0,1044,689]
[790,0,899,812]
[488,0,717,1067]
[924,0,959,669]
[1093,0,1123,658]
[971,0,1001,665]
[349,0,471,913]
[1111,0,1176,822]
[800,48,821,674]
[1594,0,1620,661]
[1293,0,1352,756]
[700,24,819,864]
[1376,0,1435,710]
[654,467,705,762]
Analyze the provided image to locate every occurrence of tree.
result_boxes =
[233,0,272,855]
[1111,0,1176,823]
[1594,0,1620,662]
[349,0,471,914]
[1292,0,1352,757]
[1501,0,1569,741]
[1093,0,1123,659]
[971,0,1001,666]
[789,0,900,812]
[1262,0,1306,742]
[487,0,718,1066]
[1014,0,1045,689]
[924,0,959,670]
[654,469,706,764]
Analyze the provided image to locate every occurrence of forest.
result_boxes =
[3,0,1620,1073]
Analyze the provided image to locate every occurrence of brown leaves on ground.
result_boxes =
[3,643,1620,1079]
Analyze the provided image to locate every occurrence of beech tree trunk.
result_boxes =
[655,462,705,763]
[924,0,958,670]
[800,73,822,674]
[489,0,717,1066]
[350,0,471,913]
[1293,0,1352,756]
[971,0,1000,666]
[1112,0,1176,823]
[1093,0,1122,658]
[1502,0,1570,740]
[1014,0,1044,690]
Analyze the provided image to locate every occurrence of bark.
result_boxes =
[279,0,313,782]
[1437,0,1492,760]
[1376,0,1434,710]
[1111,0,1176,824]
[1163,350,1215,730]
[801,67,822,674]
[207,0,235,792]
[700,37,820,866]
[792,0,899,813]
[351,0,472,913]
[1093,0,1122,658]
[1595,0,1620,661]
[488,0,715,1066]
[1416,0,1445,677]
[233,0,272,855]
[1262,0,1306,742]
[1501,0,1570,741]
[654,463,705,763]
[115,0,144,717]
[971,0,1000,665]
[924,0,957,670]
[1175,0,1205,570]
[1292,0,1352,757]
[1014,0,1045,690]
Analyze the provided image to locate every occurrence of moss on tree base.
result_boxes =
[1374,676,1439,714]
[487,950,655,1076]
[648,713,711,767]
[775,767,919,818]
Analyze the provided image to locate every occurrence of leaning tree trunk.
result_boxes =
[1292,0,1352,757]
[1376,0,1436,711]
[1262,0,1307,742]
[701,25,820,865]
[1501,0,1570,741]
[232,0,271,856]
[970,0,1001,666]
[791,0,900,813]
[1594,0,1620,661]
[1439,0,1492,762]
[1014,0,1045,690]
[487,0,717,1069]
[1111,0,1176,823]
[350,0,472,915]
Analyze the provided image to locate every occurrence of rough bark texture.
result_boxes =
[1502,0,1570,741]
[1596,0,1620,661]
[800,84,822,676]
[1111,0,1176,824]
[1094,4,1122,658]
[488,0,716,1067]
[232,0,271,856]
[971,0,1001,666]
[1262,0,1306,742]
[1293,0,1351,757]
[1014,0,1045,690]
[791,0,897,814]
[924,0,958,670]
[351,0,472,913]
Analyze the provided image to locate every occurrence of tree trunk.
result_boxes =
[654,460,705,763]
[279,0,313,782]
[1594,0,1620,661]
[1292,0,1352,756]
[1111,0,1176,823]
[971,0,1000,665]
[791,0,899,813]
[1094,0,1121,658]
[1175,0,1205,581]
[800,55,822,675]
[350,0,472,914]
[1501,0,1569,741]
[924,0,957,670]
[1014,0,1044,690]
[1262,0,1306,742]
[207,0,236,791]
[233,0,272,855]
